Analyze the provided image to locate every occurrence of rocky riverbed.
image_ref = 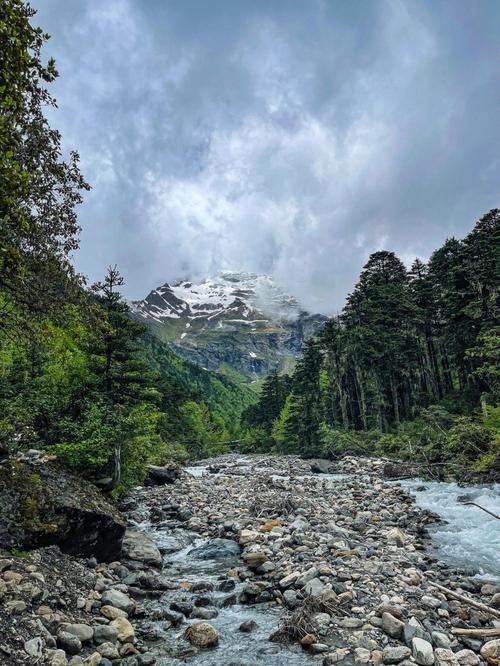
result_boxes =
[1,454,499,666]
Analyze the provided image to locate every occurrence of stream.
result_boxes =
[131,457,500,665]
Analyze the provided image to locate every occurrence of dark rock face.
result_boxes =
[383,462,419,479]
[145,464,180,486]
[0,459,125,561]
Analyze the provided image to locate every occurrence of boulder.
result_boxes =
[100,605,128,620]
[434,649,459,666]
[383,461,419,479]
[455,650,480,666]
[480,641,500,666]
[145,464,180,486]
[382,612,405,639]
[93,625,119,645]
[184,622,219,648]
[121,530,162,568]
[24,637,43,657]
[412,638,435,666]
[239,529,259,545]
[386,527,406,546]
[242,550,268,569]
[46,650,69,666]
[310,459,334,474]
[0,459,125,561]
[101,589,135,614]
[110,616,135,643]
[59,623,93,643]
[303,578,325,598]
[383,646,411,663]
[57,630,82,655]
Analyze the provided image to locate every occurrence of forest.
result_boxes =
[242,211,499,477]
[0,1,252,494]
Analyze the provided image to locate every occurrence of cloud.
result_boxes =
[33,0,500,313]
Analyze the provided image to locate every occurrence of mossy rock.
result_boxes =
[0,459,125,561]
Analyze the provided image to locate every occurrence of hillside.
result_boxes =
[137,332,255,432]
[131,272,326,383]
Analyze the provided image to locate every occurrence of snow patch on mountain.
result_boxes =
[130,271,304,324]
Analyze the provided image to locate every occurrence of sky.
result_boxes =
[33,0,500,314]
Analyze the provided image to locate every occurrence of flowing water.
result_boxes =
[138,522,321,665]
[397,478,500,578]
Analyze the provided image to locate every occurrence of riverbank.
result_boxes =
[1,454,499,665]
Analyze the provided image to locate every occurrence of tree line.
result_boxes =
[0,0,252,493]
[242,211,499,476]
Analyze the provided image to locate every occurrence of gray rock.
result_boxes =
[146,464,180,486]
[382,612,405,639]
[455,649,480,666]
[57,630,82,655]
[121,530,162,568]
[412,637,435,666]
[46,650,69,666]
[24,637,43,657]
[404,618,431,646]
[101,589,135,614]
[97,642,120,659]
[303,577,325,598]
[59,623,93,643]
[296,566,318,587]
[434,649,459,666]
[311,459,334,474]
[138,655,156,665]
[431,632,451,649]
[382,646,411,663]
[191,607,219,620]
[93,624,118,645]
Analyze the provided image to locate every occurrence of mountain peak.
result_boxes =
[131,271,303,325]
[130,272,326,381]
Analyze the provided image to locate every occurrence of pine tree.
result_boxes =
[90,266,158,488]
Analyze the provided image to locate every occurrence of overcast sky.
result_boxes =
[33,0,500,313]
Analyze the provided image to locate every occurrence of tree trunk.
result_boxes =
[390,374,400,428]
[112,441,121,489]
[354,364,367,430]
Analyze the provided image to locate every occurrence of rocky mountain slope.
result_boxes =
[130,272,327,382]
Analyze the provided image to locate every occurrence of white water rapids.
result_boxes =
[397,479,500,578]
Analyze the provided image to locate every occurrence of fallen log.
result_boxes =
[427,581,500,619]
[451,628,500,638]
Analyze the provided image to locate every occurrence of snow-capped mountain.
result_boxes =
[131,272,327,381]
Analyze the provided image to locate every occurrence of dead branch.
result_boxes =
[451,628,500,638]
[460,502,500,520]
[427,581,500,619]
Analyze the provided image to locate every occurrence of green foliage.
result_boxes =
[178,401,229,459]
[0,0,89,326]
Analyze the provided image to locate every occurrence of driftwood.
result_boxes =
[451,627,500,637]
[427,581,500,619]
